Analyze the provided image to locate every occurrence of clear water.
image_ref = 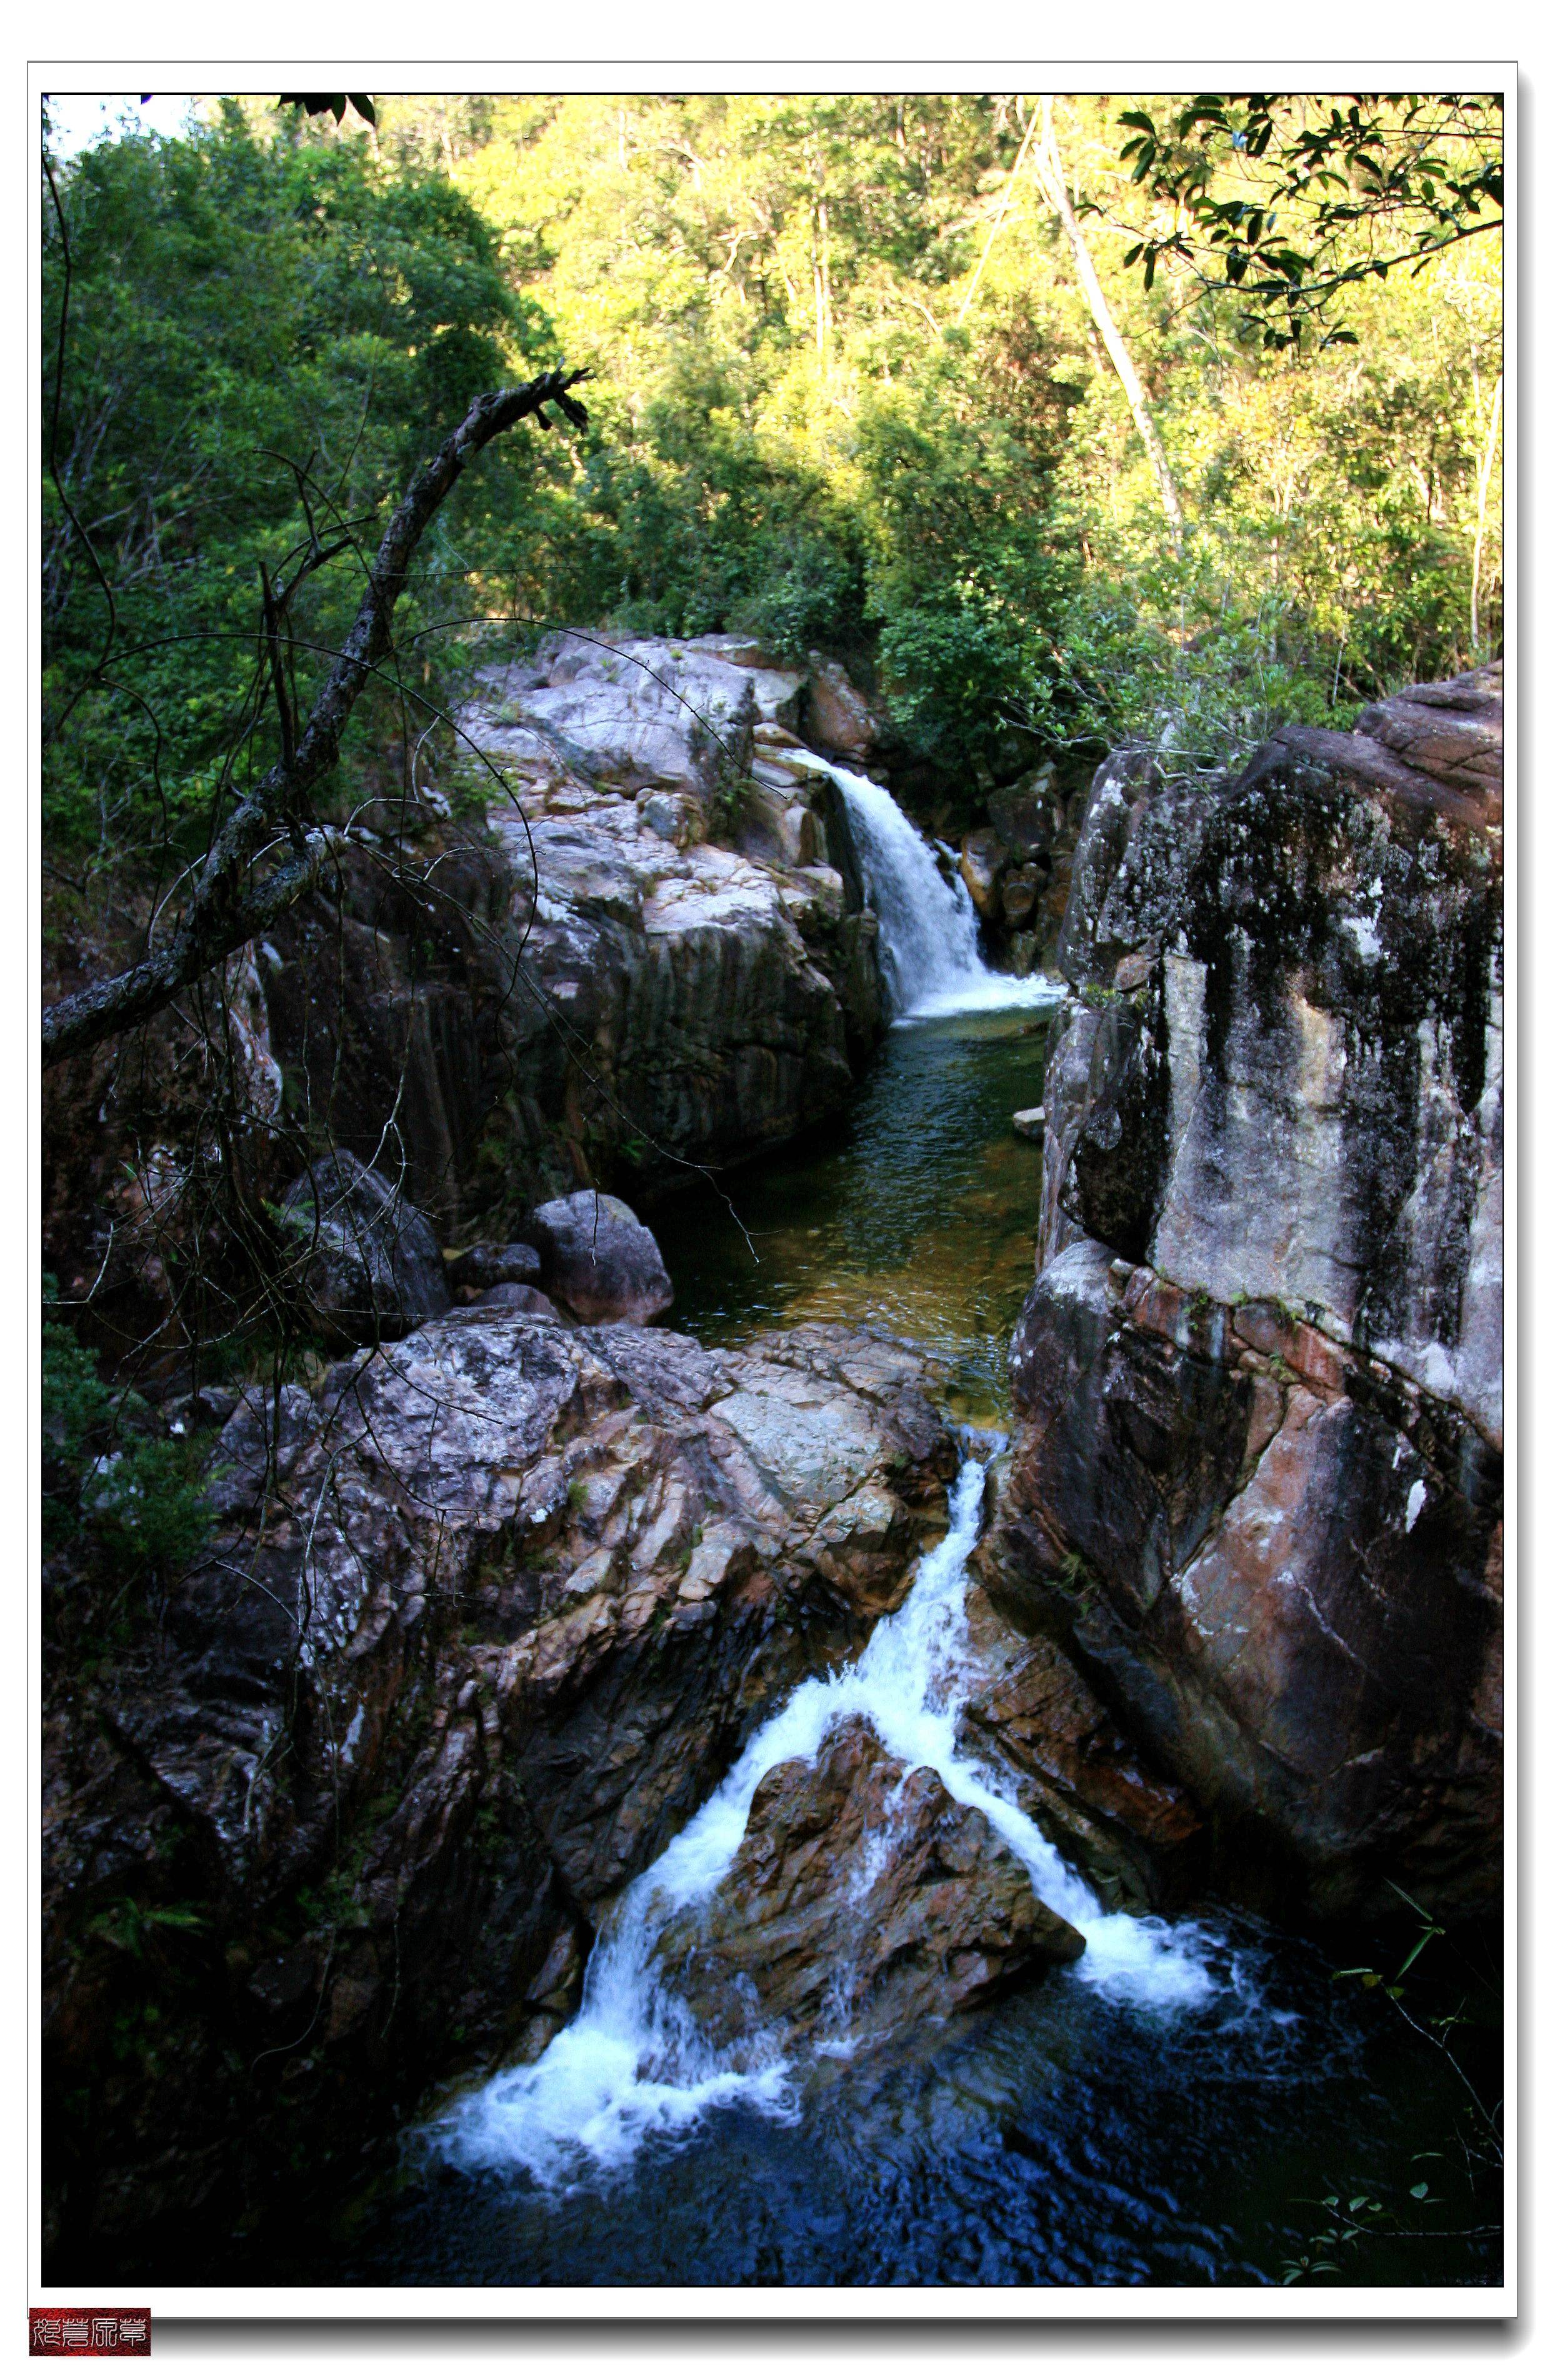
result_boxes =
[662,1006,1057,1423]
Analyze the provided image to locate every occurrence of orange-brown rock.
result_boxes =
[653,1717,1083,2049]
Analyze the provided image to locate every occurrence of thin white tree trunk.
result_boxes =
[1033,96,1185,554]
[956,119,1036,326]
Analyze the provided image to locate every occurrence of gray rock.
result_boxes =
[448,1241,542,1298]
[456,1281,562,1322]
[988,768,1060,861]
[279,1151,451,1348]
[992,665,1506,1917]
[1039,669,1502,1445]
[44,1314,956,2256]
[528,1190,674,1324]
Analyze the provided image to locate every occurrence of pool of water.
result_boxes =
[312,1008,1500,2296]
[656,1006,1054,1425]
[329,1918,1497,2290]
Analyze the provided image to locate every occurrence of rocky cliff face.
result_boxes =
[263,634,892,1244]
[982,666,1503,1916]
[43,1314,956,2271]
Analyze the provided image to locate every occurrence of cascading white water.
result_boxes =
[430,1458,1218,2187]
[825,761,1062,1020]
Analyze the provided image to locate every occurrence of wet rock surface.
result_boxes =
[42,1316,955,2269]
[653,1716,1084,2051]
[957,1583,1207,1915]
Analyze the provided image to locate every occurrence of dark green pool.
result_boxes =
[654,1008,1051,1426]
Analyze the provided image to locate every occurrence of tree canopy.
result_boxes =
[43,86,1503,893]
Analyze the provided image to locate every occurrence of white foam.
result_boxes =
[823,761,1063,1021]
[428,1459,1216,2187]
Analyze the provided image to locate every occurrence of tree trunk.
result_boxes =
[1032,96,1185,554]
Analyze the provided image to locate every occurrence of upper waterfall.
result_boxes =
[824,762,1061,1019]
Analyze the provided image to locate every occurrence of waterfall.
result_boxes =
[428,1458,1219,2188]
[825,762,1061,1020]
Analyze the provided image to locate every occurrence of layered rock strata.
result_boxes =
[259,636,892,1245]
[42,1317,954,2269]
[984,665,1504,1915]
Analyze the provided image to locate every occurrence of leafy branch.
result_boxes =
[1109,92,1502,348]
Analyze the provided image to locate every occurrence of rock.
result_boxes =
[639,789,708,849]
[991,668,1506,1919]
[447,1242,542,1298]
[457,1282,562,1322]
[1351,661,1501,802]
[959,828,1005,920]
[1042,671,1502,1444]
[1000,864,1046,931]
[279,1151,451,1348]
[984,1242,1501,1920]
[806,658,878,759]
[1011,1108,1045,1139]
[528,1190,674,1324]
[957,1586,1206,1912]
[472,631,803,797]
[987,768,1059,861]
[210,638,893,1256]
[653,1716,1083,2052]
[164,1384,239,1438]
[42,1315,955,2262]
[204,1384,321,1522]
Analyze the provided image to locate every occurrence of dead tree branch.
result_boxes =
[42,368,590,1070]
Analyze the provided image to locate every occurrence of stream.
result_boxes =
[331,768,1499,2292]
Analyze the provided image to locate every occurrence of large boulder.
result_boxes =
[981,1244,1501,1918]
[1041,668,1502,1439]
[447,1241,542,1299]
[42,1315,954,2268]
[653,1716,1084,2053]
[806,658,878,759]
[989,667,1504,1917]
[279,1150,451,1348]
[467,632,802,796]
[528,1190,674,1324]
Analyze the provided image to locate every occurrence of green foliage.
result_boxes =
[42,88,1502,897]
[42,1284,212,1594]
[86,1898,209,1958]
[42,101,558,859]
[1278,1890,1502,2286]
[1114,93,1502,347]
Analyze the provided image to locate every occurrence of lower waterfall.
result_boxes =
[429,1458,1219,2186]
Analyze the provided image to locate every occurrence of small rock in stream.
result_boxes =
[653,1716,1084,2054]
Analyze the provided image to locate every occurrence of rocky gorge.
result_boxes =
[41,651,1505,2286]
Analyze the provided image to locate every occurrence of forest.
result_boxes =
[44,92,1501,861]
[39,89,1506,2301]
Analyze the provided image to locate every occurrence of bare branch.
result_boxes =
[42,368,590,1070]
